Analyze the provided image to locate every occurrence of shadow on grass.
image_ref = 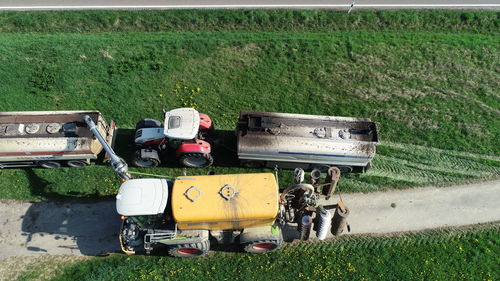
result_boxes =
[24,168,107,201]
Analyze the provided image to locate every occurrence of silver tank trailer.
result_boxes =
[0,110,116,168]
[236,111,378,172]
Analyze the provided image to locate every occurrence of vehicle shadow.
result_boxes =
[210,129,241,168]
[96,128,136,165]
[20,200,121,256]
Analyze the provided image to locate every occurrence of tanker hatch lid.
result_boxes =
[163,108,200,140]
[116,178,169,216]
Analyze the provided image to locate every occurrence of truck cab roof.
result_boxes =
[163,108,200,140]
[116,178,170,216]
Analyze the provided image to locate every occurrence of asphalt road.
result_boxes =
[0,179,499,260]
[0,0,499,10]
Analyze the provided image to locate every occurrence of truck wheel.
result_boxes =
[179,153,213,168]
[135,119,162,130]
[132,150,160,167]
[168,240,210,258]
[66,160,88,168]
[243,238,283,254]
[39,161,61,169]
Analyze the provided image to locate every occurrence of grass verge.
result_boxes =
[0,255,88,281]
[0,10,498,34]
[0,11,498,200]
[28,222,499,281]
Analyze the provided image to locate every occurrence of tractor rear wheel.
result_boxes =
[179,153,213,168]
[243,238,283,254]
[132,150,160,168]
[168,240,210,258]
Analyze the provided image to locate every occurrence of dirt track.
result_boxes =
[0,180,499,260]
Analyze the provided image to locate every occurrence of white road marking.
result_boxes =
[0,4,499,10]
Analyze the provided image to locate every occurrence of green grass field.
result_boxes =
[14,223,499,281]
[0,10,499,200]
[0,9,499,281]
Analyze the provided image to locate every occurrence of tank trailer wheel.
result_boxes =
[135,119,162,130]
[39,161,61,169]
[243,239,283,254]
[337,166,353,173]
[240,160,265,169]
[66,160,88,168]
[132,150,160,168]
[168,240,210,258]
[364,162,372,172]
[179,153,214,168]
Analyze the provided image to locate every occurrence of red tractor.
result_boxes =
[132,108,214,168]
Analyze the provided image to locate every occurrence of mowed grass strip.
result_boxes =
[0,9,498,34]
[35,223,499,281]
[0,28,498,200]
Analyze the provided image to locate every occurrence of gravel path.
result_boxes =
[1,180,499,260]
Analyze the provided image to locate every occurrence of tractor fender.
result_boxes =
[175,139,211,157]
[198,113,213,131]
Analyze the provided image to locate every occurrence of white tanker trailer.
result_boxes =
[0,110,116,168]
[236,111,378,172]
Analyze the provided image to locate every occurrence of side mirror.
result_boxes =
[162,105,167,115]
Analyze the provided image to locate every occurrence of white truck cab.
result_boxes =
[116,178,170,216]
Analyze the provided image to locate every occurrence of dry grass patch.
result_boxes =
[0,255,88,281]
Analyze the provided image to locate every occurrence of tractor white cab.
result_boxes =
[133,108,214,168]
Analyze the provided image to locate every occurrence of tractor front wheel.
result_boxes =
[168,240,210,258]
[132,150,161,168]
[179,153,214,168]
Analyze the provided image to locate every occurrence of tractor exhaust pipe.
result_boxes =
[84,115,130,180]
